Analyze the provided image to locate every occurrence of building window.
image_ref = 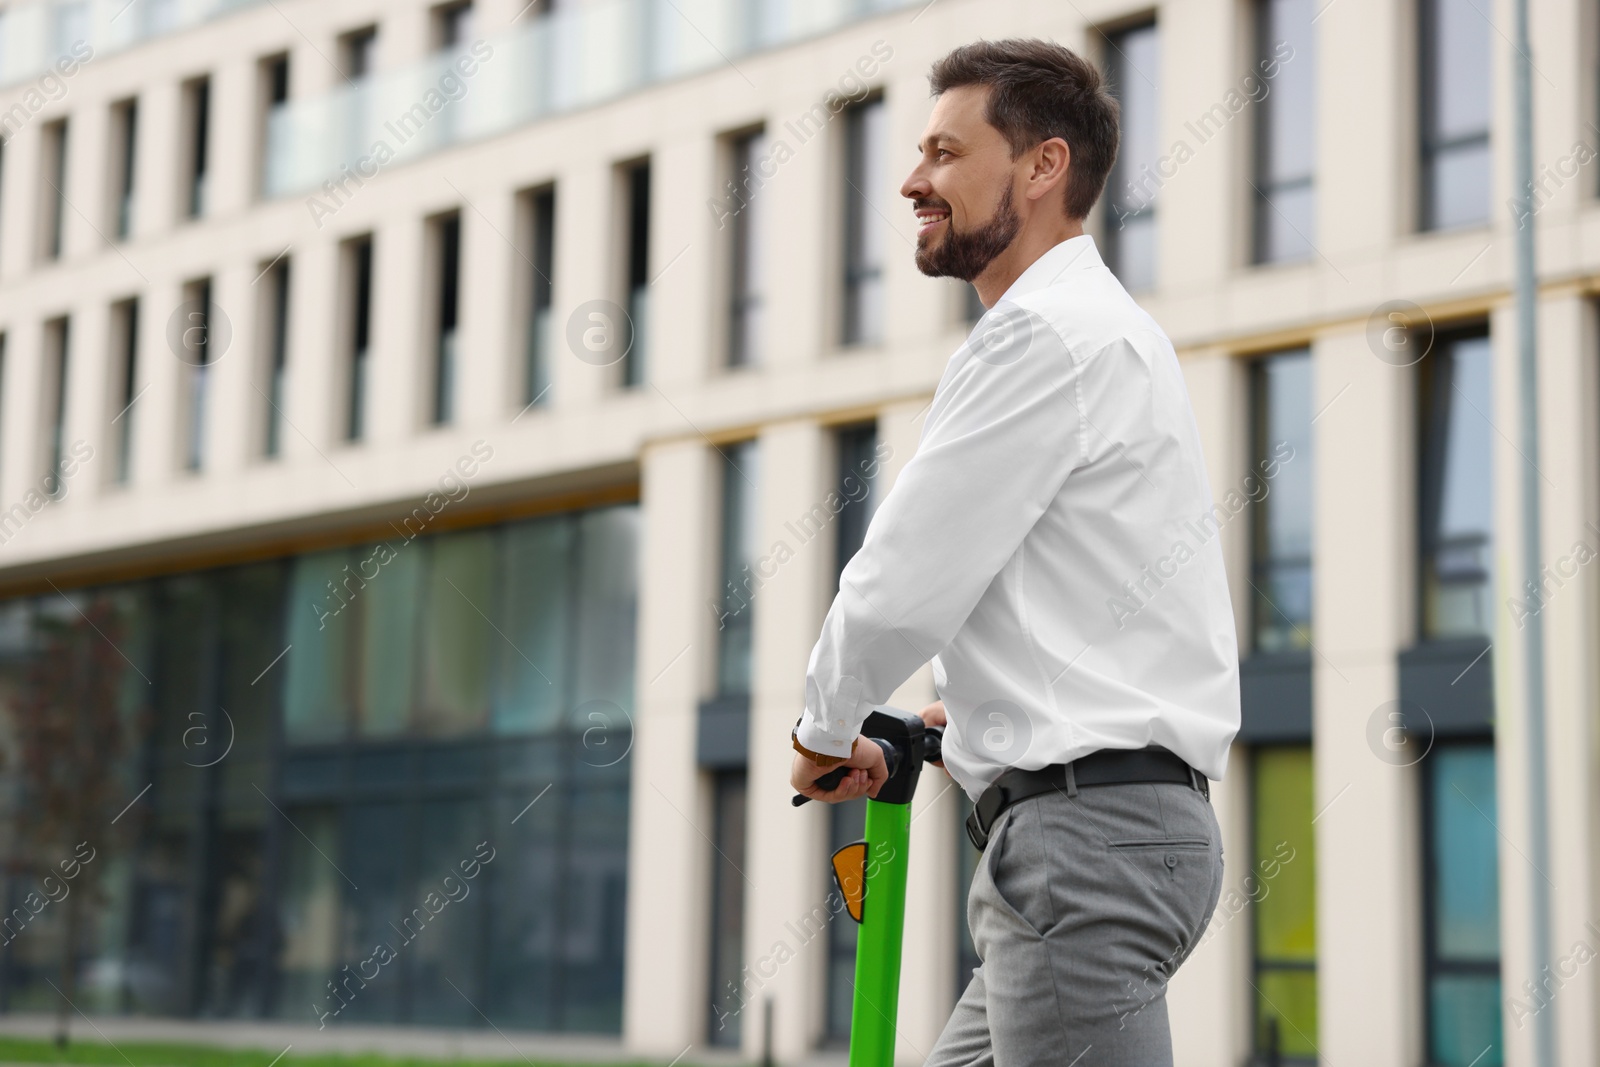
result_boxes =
[429,212,462,425]
[344,235,374,441]
[40,119,68,261]
[1423,743,1502,1066]
[1419,0,1491,231]
[1103,22,1160,291]
[522,186,556,408]
[111,100,137,240]
[707,768,748,1046]
[263,257,291,457]
[41,316,69,498]
[619,159,651,388]
[178,277,215,471]
[1253,0,1316,263]
[726,129,766,368]
[260,55,288,196]
[341,26,378,80]
[111,298,139,484]
[705,440,758,1043]
[1250,349,1314,651]
[1250,745,1318,1061]
[841,96,887,346]
[823,422,880,1043]
[715,440,759,698]
[182,77,211,219]
[1418,329,1493,639]
[433,1,474,49]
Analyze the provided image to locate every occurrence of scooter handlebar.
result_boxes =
[792,737,898,806]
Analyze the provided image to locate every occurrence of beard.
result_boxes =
[913,185,1021,282]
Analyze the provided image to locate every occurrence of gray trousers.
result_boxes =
[928,780,1224,1067]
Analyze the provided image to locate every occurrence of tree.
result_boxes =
[3,594,145,1046]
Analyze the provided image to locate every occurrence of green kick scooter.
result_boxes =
[793,708,944,1067]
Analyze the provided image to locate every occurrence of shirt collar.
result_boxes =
[996,234,1103,304]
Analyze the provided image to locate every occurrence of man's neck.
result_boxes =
[971,217,1086,309]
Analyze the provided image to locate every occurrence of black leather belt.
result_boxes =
[965,746,1209,851]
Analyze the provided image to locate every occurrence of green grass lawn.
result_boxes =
[0,1036,678,1067]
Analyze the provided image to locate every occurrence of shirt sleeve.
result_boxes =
[796,305,1084,758]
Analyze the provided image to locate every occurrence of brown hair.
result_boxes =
[928,38,1120,220]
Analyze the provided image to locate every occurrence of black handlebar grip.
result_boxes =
[791,764,851,806]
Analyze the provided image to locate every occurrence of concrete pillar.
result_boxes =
[365,211,425,443]
[743,418,832,1060]
[1313,326,1422,1067]
[1167,347,1251,1067]
[1491,293,1600,1067]
[623,438,718,1056]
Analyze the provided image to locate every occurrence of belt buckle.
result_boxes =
[966,784,1005,851]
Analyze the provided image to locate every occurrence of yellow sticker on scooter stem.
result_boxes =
[831,841,868,923]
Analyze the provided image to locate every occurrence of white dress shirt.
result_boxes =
[797,235,1240,801]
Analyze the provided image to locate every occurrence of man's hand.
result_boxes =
[791,739,888,803]
[918,700,947,768]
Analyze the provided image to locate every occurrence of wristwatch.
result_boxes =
[792,721,858,767]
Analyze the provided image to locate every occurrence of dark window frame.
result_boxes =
[1247,743,1318,1064]
[263,258,291,458]
[1415,323,1493,642]
[1250,0,1316,264]
[112,99,138,240]
[522,185,556,408]
[429,212,462,425]
[1417,0,1491,231]
[840,94,887,347]
[183,76,211,220]
[1101,20,1160,290]
[725,128,765,369]
[1419,736,1503,1067]
[619,159,651,388]
[344,234,374,442]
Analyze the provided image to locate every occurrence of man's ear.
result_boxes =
[1026,137,1072,204]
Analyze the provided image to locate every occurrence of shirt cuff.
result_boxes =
[795,675,867,759]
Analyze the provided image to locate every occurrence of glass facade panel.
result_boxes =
[1419,331,1494,639]
[1104,24,1160,291]
[356,541,421,738]
[1251,746,1317,1060]
[570,506,640,723]
[417,531,495,735]
[1426,744,1502,1066]
[1251,350,1314,651]
[0,502,636,1031]
[285,549,353,744]
[495,517,574,734]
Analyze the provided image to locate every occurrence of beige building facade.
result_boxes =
[0,0,1594,1066]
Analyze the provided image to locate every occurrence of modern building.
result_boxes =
[0,0,1593,1065]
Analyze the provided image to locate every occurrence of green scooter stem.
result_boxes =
[849,798,911,1067]
[792,709,941,1067]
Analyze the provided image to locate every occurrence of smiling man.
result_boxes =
[789,39,1241,1066]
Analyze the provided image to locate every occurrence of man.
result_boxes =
[789,39,1240,1065]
